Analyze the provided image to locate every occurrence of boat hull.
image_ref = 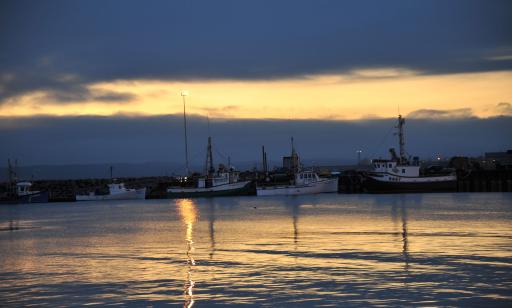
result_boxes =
[363,175,456,193]
[0,191,50,204]
[76,188,146,201]
[167,181,254,198]
[257,178,338,196]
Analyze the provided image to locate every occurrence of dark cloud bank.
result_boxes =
[0,114,511,179]
[1,0,511,103]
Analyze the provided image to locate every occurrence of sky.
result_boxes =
[0,0,511,167]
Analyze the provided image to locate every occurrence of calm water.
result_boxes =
[1,193,511,307]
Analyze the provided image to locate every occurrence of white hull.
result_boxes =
[257,178,338,196]
[167,181,251,194]
[368,173,456,183]
[76,188,146,201]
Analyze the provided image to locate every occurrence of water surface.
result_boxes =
[1,193,511,306]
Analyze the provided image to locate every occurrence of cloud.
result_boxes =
[407,108,474,119]
[197,105,240,117]
[349,68,420,79]
[1,114,511,167]
[1,0,511,104]
[495,102,512,115]
[44,88,136,103]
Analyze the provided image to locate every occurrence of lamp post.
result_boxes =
[356,150,363,165]
[181,90,190,176]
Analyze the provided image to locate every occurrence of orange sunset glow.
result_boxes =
[2,70,511,119]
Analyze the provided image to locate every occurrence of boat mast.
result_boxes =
[397,114,406,164]
[7,159,16,196]
[262,145,268,174]
[206,136,215,177]
[291,137,299,174]
[181,91,190,176]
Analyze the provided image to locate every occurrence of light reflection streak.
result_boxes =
[176,199,198,308]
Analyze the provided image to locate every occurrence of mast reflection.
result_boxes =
[285,198,301,252]
[400,201,410,272]
[207,199,216,260]
[392,196,410,273]
[176,199,198,308]
[292,204,299,251]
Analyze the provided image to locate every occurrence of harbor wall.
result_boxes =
[1,169,511,203]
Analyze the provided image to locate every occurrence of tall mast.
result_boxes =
[262,146,268,174]
[7,159,13,184]
[397,114,406,163]
[181,90,190,176]
[291,137,299,174]
[206,136,215,176]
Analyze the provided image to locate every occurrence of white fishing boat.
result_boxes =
[167,91,253,198]
[256,138,338,196]
[167,136,253,198]
[363,115,457,193]
[76,183,146,201]
[257,170,338,196]
[167,171,252,198]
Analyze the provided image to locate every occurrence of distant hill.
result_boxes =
[0,158,354,181]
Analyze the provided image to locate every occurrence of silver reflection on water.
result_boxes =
[177,199,197,308]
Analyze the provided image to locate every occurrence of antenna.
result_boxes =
[397,114,406,164]
[207,113,211,137]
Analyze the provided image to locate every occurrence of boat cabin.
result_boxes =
[371,159,420,177]
[16,182,33,196]
[295,170,320,185]
[108,183,129,194]
[197,171,240,188]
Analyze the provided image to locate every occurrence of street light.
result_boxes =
[181,90,190,176]
[356,150,363,165]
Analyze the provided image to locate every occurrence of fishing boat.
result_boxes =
[256,138,338,196]
[11,182,49,203]
[76,182,146,201]
[0,160,49,204]
[167,137,253,198]
[168,91,252,198]
[257,170,338,196]
[363,115,457,193]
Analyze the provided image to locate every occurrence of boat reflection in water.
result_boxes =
[284,197,301,252]
[390,196,415,276]
[207,199,216,259]
[176,199,198,308]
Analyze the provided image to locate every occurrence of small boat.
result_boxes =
[76,183,146,201]
[0,160,49,204]
[256,138,338,196]
[2,181,48,204]
[167,137,253,198]
[363,115,457,193]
